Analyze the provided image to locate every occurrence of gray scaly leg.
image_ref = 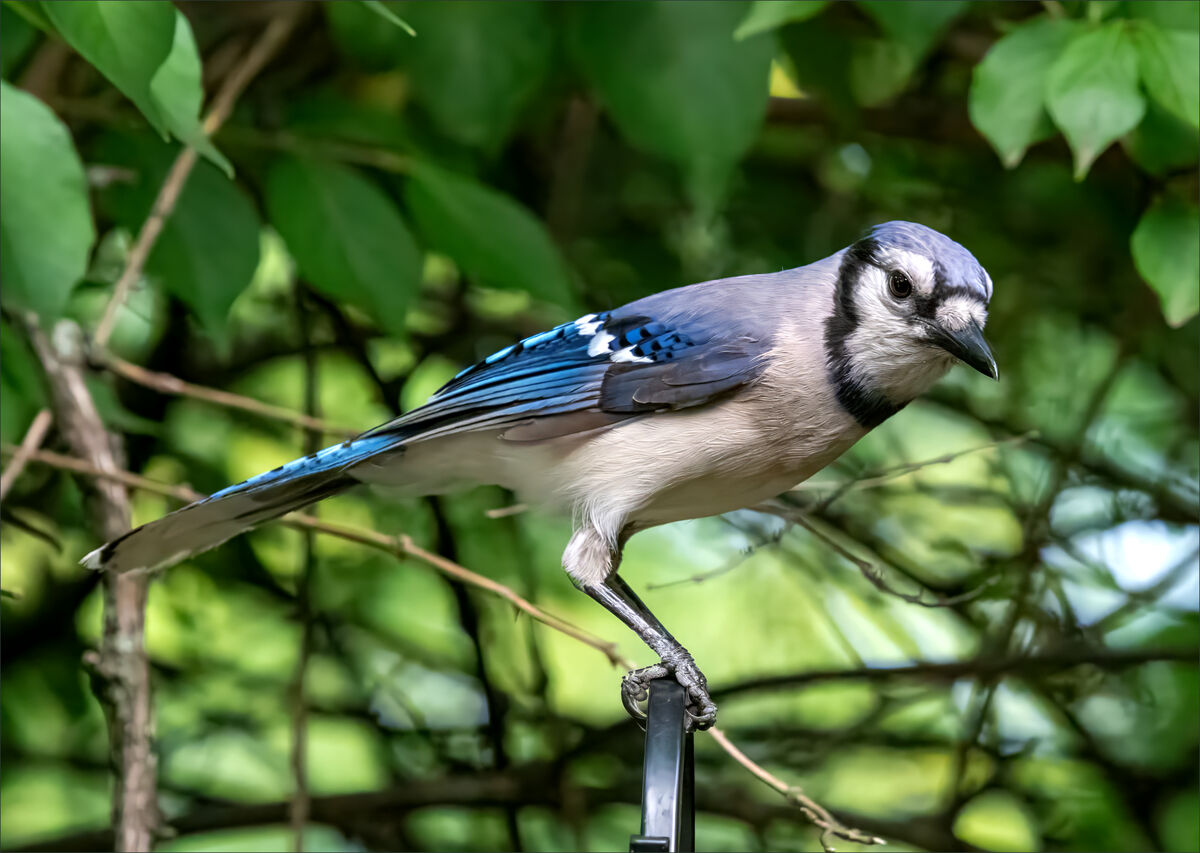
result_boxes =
[583,572,717,730]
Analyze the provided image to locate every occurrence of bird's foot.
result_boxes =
[621,651,717,731]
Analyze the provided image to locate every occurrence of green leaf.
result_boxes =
[149,11,232,176]
[734,1,828,41]
[780,16,856,119]
[3,1,52,34]
[851,0,968,108]
[1125,0,1199,33]
[1046,22,1146,179]
[859,0,969,59]
[284,90,411,151]
[266,157,420,336]
[1123,100,1199,175]
[0,316,46,444]
[850,37,917,107]
[969,17,1080,168]
[43,0,175,136]
[396,1,552,151]
[1131,21,1200,129]
[361,0,414,36]
[96,132,260,338]
[0,81,95,320]
[325,1,409,71]
[568,2,774,204]
[1131,195,1200,327]
[1,3,38,78]
[404,163,573,306]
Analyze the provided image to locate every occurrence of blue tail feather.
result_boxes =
[207,434,400,501]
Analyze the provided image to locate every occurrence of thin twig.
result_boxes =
[713,646,1196,698]
[102,353,356,438]
[793,432,1034,510]
[648,436,1032,594]
[791,513,993,608]
[216,126,412,174]
[708,727,886,852]
[748,503,992,608]
[1092,545,1200,633]
[0,444,630,669]
[0,408,53,502]
[93,5,304,349]
[484,502,528,519]
[646,535,784,591]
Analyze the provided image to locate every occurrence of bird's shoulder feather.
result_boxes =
[366,306,770,443]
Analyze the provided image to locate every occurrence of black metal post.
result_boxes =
[629,679,695,852]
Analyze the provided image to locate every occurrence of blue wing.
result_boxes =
[83,308,766,572]
[366,310,766,442]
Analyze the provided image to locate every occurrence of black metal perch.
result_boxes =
[629,679,695,853]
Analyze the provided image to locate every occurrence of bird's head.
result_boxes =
[825,221,996,428]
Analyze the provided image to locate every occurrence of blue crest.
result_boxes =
[868,221,992,302]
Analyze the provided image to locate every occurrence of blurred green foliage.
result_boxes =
[1,1,1197,851]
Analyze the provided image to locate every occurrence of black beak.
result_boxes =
[927,318,998,380]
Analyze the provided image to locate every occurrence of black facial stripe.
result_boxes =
[916,283,985,322]
[912,292,938,320]
[825,238,904,430]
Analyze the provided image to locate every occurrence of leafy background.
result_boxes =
[1,1,1197,851]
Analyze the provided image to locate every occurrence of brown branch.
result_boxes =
[0,444,630,669]
[709,727,885,851]
[785,511,993,608]
[23,319,157,852]
[925,389,1199,524]
[15,762,969,853]
[650,436,1030,596]
[101,353,356,438]
[714,646,1197,700]
[215,126,412,174]
[0,408,53,502]
[92,4,304,349]
[792,432,1035,508]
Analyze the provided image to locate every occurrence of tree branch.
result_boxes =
[714,646,1196,700]
[0,444,630,669]
[100,353,355,438]
[13,762,970,853]
[709,727,885,851]
[24,319,157,852]
[0,408,53,502]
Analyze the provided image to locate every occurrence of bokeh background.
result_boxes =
[1,2,1197,851]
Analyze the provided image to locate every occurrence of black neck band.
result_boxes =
[824,240,905,430]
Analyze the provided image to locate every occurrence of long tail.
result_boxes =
[82,433,404,573]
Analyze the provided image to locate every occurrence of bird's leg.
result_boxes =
[583,572,717,730]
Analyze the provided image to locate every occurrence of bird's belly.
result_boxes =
[631,439,852,526]
[554,401,863,529]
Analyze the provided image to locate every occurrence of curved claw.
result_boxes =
[621,675,649,721]
[619,656,718,732]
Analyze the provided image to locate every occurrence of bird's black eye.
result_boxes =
[888,270,912,299]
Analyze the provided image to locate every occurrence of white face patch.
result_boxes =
[842,265,956,404]
[935,294,986,332]
[873,247,936,295]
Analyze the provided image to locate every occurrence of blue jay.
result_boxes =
[84,221,996,729]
